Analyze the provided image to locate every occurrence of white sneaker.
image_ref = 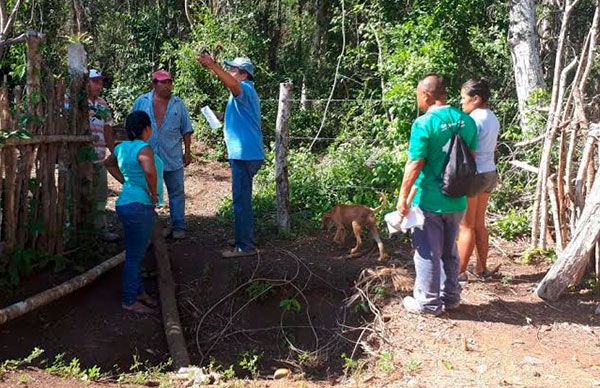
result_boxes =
[403,296,442,316]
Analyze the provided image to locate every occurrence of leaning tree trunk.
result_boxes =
[535,164,600,301]
[508,0,546,136]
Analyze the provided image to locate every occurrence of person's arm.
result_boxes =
[104,124,115,153]
[138,146,158,206]
[104,154,124,184]
[397,159,424,216]
[180,102,193,166]
[183,133,192,166]
[197,54,243,97]
[397,120,427,215]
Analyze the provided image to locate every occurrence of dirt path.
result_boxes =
[1,159,599,387]
[0,160,230,373]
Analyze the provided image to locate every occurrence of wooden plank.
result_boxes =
[0,149,3,243]
[3,147,17,250]
[55,146,67,254]
[0,86,11,130]
[16,145,36,248]
[44,145,58,253]
[0,135,95,147]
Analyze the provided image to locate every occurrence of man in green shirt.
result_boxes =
[397,74,478,315]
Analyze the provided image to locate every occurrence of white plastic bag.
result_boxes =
[384,210,404,235]
[201,105,222,129]
[384,207,425,235]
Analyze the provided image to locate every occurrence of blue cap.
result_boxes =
[89,69,105,79]
[224,57,254,77]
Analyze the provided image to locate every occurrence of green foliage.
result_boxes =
[245,280,274,301]
[373,286,388,298]
[354,302,369,314]
[222,365,236,380]
[237,350,262,378]
[500,275,514,286]
[44,353,103,381]
[442,359,454,370]
[377,351,395,374]
[491,208,531,240]
[341,353,359,372]
[519,247,556,265]
[404,359,422,373]
[234,141,406,233]
[0,129,33,144]
[279,297,302,313]
[117,354,172,385]
[0,348,44,378]
[0,249,67,288]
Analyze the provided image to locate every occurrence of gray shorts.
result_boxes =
[476,171,498,194]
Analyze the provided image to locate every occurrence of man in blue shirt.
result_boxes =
[197,55,265,258]
[132,70,193,239]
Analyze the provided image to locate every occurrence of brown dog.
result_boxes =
[321,195,387,261]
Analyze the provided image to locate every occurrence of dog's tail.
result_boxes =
[371,192,388,213]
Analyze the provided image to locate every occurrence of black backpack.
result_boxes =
[434,114,479,198]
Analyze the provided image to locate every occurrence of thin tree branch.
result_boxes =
[1,0,22,39]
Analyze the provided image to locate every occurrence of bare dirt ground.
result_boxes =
[1,158,599,387]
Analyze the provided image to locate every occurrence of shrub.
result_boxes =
[491,208,530,240]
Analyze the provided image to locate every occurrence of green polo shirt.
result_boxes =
[408,105,478,213]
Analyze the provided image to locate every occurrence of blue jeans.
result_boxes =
[117,203,155,306]
[411,210,464,314]
[163,168,186,231]
[230,159,263,251]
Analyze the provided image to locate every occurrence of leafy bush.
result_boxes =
[491,208,531,240]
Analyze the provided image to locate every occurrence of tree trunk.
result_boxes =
[151,218,190,368]
[508,0,546,136]
[275,82,292,233]
[0,251,125,325]
[535,165,600,300]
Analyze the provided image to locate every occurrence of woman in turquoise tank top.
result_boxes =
[105,111,164,314]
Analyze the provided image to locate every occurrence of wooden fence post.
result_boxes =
[275,82,293,233]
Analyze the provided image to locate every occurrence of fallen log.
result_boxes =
[151,218,190,368]
[0,251,125,325]
[535,167,600,300]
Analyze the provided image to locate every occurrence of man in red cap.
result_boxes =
[132,70,194,239]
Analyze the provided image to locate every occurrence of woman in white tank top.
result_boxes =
[457,79,500,282]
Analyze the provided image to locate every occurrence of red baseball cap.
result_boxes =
[152,70,172,81]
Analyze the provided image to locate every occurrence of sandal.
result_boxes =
[122,301,156,314]
[138,293,159,308]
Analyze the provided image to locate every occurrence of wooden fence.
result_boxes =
[0,32,94,256]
